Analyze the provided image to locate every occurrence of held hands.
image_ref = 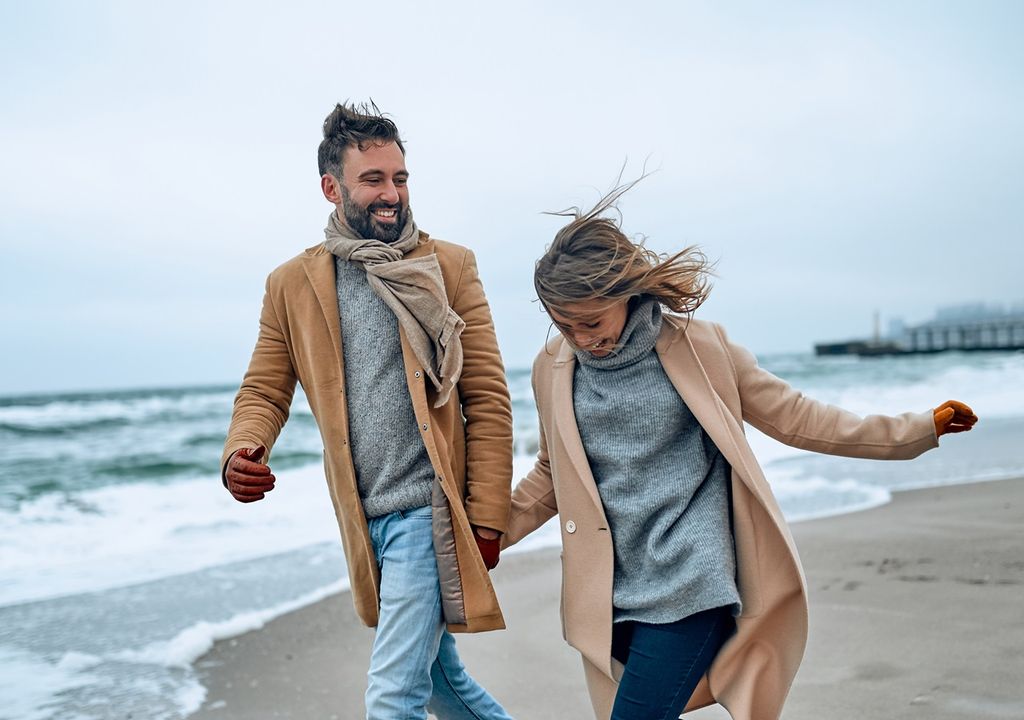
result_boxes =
[473,526,501,570]
[224,446,276,503]
[933,400,978,437]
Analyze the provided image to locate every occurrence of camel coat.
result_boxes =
[223,233,513,633]
[506,315,938,719]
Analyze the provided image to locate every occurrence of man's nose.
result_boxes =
[379,181,400,204]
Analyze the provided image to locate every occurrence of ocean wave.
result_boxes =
[115,579,348,670]
[0,390,237,432]
[0,465,340,607]
[0,417,132,436]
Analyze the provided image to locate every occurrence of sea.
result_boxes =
[2,350,1023,720]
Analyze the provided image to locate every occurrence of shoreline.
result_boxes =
[190,477,1024,719]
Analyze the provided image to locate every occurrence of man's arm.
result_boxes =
[221,276,298,498]
[451,248,513,534]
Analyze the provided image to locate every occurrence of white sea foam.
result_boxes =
[56,651,103,672]
[765,467,893,521]
[0,464,338,607]
[0,646,98,720]
[115,579,346,670]
[0,579,348,720]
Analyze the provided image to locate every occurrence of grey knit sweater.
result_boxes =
[573,299,741,624]
[336,257,434,518]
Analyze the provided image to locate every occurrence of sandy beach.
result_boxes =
[191,477,1024,719]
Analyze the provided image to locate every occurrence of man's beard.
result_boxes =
[341,187,408,244]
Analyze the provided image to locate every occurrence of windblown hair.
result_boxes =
[535,177,714,322]
[317,100,405,179]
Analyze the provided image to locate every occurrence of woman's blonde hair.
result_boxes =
[535,177,714,320]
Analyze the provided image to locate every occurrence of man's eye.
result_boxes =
[395,177,408,186]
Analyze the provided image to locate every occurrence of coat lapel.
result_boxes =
[302,245,345,371]
[303,233,438,402]
[550,341,606,515]
[655,318,764,497]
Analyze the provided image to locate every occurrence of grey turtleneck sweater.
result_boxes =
[336,257,434,518]
[573,299,741,624]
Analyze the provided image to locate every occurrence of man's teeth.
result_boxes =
[374,209,397,218]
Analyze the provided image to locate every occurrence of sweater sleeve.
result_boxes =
[718,324,938,460]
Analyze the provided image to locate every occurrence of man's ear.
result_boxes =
[321,174,343,204]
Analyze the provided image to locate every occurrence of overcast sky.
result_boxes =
[2,1,1022,395]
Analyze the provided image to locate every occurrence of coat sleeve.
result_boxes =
[451,249,514,533]
[717,324,939,460]
[221,275,298,478]
[505,370,558,547]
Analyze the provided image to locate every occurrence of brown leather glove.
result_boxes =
[473,527,501,570]
[223,445,276,503]
[933,400,978,437]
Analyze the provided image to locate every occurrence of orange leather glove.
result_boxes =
[223,445,276,503]
[933,400,978,437]
[473,527,501,570]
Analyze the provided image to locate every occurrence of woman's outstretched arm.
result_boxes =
[718,325,976,460]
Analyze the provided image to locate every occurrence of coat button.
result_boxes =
[565,520,576,534]
[414,371,421,378]
[421,423,428,431]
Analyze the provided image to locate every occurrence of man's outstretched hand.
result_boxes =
[933,400,978,437]
[224,445,275,503]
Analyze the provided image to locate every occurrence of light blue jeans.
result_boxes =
[365,505,514,720]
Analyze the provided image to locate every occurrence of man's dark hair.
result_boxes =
[317,100,405,179]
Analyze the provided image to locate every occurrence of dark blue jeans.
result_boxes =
[610,605,735,720]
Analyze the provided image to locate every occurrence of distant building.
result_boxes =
[815,302,1024,356]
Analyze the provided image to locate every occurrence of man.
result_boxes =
[222,101,514,719]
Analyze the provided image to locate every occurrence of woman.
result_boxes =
[503,184,977,720]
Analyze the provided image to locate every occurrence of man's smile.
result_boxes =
[372,206,399,223]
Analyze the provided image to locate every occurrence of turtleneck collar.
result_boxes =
[574,297,663,370]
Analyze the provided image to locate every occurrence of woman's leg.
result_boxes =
[610,606,734,720]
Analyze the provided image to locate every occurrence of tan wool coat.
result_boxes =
[223,232,513,633]
[506,314,938,719]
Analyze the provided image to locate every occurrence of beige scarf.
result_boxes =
[323,210,465,408]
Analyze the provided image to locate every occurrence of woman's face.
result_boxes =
[547,298,631,357]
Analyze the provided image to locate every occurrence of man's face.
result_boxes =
[337,141,410,243]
